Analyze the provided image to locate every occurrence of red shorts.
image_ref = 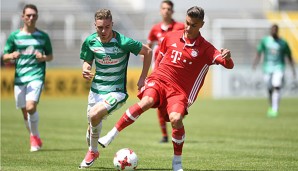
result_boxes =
[137,76,188,122]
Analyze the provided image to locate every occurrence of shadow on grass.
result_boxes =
[187,140,226,144]
[87,167,250,171]
[39,148,85,152]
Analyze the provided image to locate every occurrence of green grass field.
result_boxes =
[1,97,298,171]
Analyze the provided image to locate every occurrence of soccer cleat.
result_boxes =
[98,134,114,148]
[30,135,42,152]
[172,158,183,171]
[159,136,168,143]
[79,150,99,168]
[267,108,278,118]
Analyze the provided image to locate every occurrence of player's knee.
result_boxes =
[89,105,107,124]
[139,96,155,110]
[89,108,99,121]
[26,103,36,114]
[169,113,183,128]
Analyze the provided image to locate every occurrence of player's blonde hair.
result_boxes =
[94,9,112,21]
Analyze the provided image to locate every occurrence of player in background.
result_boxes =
[147,0,184,143]
[2,4,53,152]
[98,6,234,171]
[78,9,152,168]
[253,24,296,117]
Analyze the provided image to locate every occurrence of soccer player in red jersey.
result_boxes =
[147,0,184,143]
[99,6,234,171]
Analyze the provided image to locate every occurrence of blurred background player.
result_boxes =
[253,23,296,117]
[147,0,184,143]
[2,4,53,152]
[78,9,152,168]
[98,6,234,171]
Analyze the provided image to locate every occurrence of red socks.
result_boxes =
[172,126,185,155]
[157,109,167,137]
[116,104,144,131]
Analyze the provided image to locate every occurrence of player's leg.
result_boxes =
[269,71,284,117]
[265,74,274,116]
[157,108,168,143]
[98,88,158,148]
[86,124,90,147]
[14,84,30,132]
[168,104,186,171]
[21,108,30,132]
[26,80,43,152]
[80,92,127,168]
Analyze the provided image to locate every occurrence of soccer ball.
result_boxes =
[113,148,138,170]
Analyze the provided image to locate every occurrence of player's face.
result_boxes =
[95,19,113,42]
[160,3,173,20]
[184,15,204,39]
[270,25,278,38]
[22,8,38,28]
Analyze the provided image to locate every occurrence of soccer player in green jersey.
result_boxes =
[2,4,53,152]
[78,9,152,168]
[253,24,296,117]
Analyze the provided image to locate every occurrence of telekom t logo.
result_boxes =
[171,50,182,63]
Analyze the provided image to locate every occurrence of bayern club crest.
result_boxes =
[191,49,198,57]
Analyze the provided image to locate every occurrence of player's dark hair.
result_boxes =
[23,4,38,14]
[187,6,204,20]
[161,0,174,9]
[95,9,112,21]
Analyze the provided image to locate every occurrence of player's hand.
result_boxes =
[137,76,146,90]
[82,65,94,81]
[11,51,21,60]
[35,51,46,62]
[221,48,231,60]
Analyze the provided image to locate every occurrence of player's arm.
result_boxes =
[2,51,20,62]
[253,39,264,70]
[35,52,53,62]
[2,34,20,62]
[252,52,262,70]
[287,54,296,78]
[137,44,152,89]
[82,60,94,81]
[285,42,296,78]
[218,48,234,69]
[154,51,164,69]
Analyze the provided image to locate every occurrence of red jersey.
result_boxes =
[151,30,234,107]
[147,20,184,61]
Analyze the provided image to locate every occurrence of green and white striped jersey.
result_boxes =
[257,36,291,74]
[80,31,142,94]
[3,29,53,85]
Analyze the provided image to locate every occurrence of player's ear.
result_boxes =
[200,21,205,28]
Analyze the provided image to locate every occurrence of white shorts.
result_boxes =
[264,71,284,89]
[14,80,44,109]
[87,91,128,118]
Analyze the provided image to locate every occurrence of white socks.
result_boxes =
[28,111,39,136]
[108,127,119,138]
[272,90,280,112]
[89,122,102,152]
[173,155,182,162]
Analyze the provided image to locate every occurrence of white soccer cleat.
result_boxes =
[98,134,114,148]
[172,158,183,171]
